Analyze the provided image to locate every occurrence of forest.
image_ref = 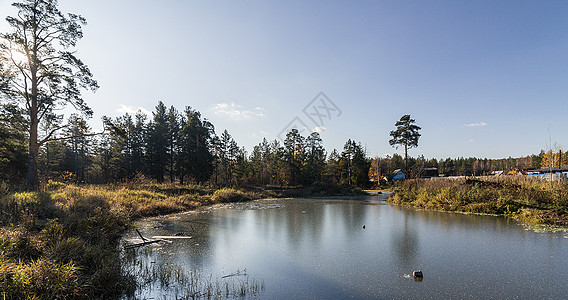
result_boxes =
[0,99,555,189]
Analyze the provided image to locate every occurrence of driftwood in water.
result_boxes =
[124,230,169,249]
[124,239,164,249]
[221,269,247,278]
[136,229,147,241]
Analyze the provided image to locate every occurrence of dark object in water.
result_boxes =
[413,270,423,278]
[362,225,366,229]
[174,232,185,236]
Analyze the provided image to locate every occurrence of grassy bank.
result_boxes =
[388,177,568,227]
[0,181,365,299]
[0,182,270,299]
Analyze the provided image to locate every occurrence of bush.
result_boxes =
[211,188,256,203]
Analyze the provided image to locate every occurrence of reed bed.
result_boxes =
[123,247,264,299]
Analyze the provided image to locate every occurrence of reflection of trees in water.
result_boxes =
[254,200,328,257]
[166,216,214,268]
[391,211,419,266]
[391,205,511,236]
[142,200,373,271]
[236,200,369,259]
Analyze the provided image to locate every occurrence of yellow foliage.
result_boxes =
[540,148,568,169]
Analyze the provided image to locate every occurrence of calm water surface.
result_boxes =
[128,194,568,299]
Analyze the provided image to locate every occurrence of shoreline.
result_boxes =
[0,182,366,299]
[388,177,568,228]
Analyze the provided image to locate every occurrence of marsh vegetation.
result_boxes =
[389,176,568,227]
[0,183,269,299]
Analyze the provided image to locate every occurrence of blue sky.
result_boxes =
[2,0,568,159]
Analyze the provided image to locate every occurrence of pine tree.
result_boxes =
[146,102,169,183]
[0,0,98,189]
[304,132,326,184]
[62,114,92,182]
[0,103,27,182]
[177,107,214,184]
[283,129,305,185]
[389,115,421,175]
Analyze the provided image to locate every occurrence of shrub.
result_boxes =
[212,188,257,203]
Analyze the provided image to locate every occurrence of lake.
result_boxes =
[125,194,568,299]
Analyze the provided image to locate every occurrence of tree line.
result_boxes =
[2,98,560,187]
[0,100,373,187]
[369,152,551,180]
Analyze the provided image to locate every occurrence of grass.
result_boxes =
[123,247,264,299]
[389,176,568,227]
[0,182,272,299]
[0,180,366,298]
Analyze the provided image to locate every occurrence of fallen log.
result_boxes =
[124,230,170,249]
[151,235,193,239]
[124,239,164,249]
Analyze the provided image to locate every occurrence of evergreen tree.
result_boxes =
[268,140,285,185]
[131,112,147,176]
[101,112,147,181]
[62,114,92,182]
[249,142,264,185]
[0,103,27,182]
[339,140,369,186]
[166,106,180,182]
[233,146,248,185]
[325,149,341,184]
[0,0,98,189]
[177,107,214,184]
[146,102,169,183]
[283,129,305,185]
[304,132,326,184]
[38,114,59,180]
[389,114,421,174]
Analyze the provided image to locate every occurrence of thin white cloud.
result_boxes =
[116,104,151,116]
[314,126,326,133]
[465,122,487,127]
[212,102,265,121]
[254,107,265,117]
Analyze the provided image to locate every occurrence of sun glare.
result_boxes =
[9,49,28,65]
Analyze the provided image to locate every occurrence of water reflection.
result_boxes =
[391,212,419,266]
[130,195,568,299]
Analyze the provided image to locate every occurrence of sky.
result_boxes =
[1,0,568,160]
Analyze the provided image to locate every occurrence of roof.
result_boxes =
[527,165,568,174]
[391,169,405,176]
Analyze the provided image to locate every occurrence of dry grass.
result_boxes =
[0,183,271,299]
[389,176,568,227]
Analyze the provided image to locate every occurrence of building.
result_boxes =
[389,169,406,181]
[526,166,568,181]
[420,167,439,178]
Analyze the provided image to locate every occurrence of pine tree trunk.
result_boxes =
[404,143,408,176]
[26,71,40,190]
[27,107,40,190]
